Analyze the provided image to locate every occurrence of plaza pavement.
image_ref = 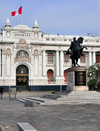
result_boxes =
[0,92,100,131]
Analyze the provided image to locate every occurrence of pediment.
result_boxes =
[13,25,32,30]
[16,39,29,49]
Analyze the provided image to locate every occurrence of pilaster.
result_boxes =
[56,50,59,77]
[43,50,46,76]
[60,50,63,76]
[93,51,96,64]
[89,51,92,66]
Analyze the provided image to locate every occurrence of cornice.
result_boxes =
[30,40,100,47]
[0,41,14,44]
[1,27,42,33]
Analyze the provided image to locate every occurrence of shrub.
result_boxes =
[97,82,100,90]
[87,79,96,88]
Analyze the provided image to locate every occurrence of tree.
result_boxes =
[87,63,100,90]
[87,79,96,89]
[87,63,100,84]
[97,82,100,90]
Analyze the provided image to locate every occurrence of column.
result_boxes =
[56,50,59,77]
[2,53,5,78]
[6,55,11,76]
[70,58,72,67]
[78,58,80,66]
[60,50,63,76]
[93,52,96,64]
[34,56,39,76]
[0,49,1,76]
[89,51,92,66]
[43,50,46,76]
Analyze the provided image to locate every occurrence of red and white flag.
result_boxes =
[11,6,22,16]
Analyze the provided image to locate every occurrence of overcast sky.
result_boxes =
[0,0,100,36]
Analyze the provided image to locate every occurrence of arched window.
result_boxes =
[47,69,53,84]
[16,50,29,57]
[15,50,31,63]
[64,70,67,84]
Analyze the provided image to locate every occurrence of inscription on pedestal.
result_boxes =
[75,71,86,86]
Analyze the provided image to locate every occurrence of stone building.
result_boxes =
[0,18,100,91]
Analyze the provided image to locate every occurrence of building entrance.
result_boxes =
[16,65,29,91]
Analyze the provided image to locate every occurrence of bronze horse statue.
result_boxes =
[66,37,87,67]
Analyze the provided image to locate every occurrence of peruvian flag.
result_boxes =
[11,6,22,16]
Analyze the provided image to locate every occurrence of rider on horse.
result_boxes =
[66,37,87,67]
[69,37,77,59]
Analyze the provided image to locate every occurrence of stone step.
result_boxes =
[41,94,61,100]
[69,91,98,92]
[68,92,100,96]
[68,93,100,95]
[18,98,45,106]
[62,94,100,97]
[60,95,100,98]
[64,97,100,99]
[58,98,100,101]
[57,91,100,100]
[53,91,71,95]
[58,95,100,99]
[64,101,100,104]
[17,99,25,103]
[27,97,45,102]
[60,95,100,99]
[68,91,100,94]
[22,98,42,104]
[43,100,100,105]
[68,94,100,96]
[17,91,100,106]
[18,97,100,105]
[17,97,55,105]
[27,97,54,102]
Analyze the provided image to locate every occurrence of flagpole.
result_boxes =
[22,13,23,25]
[21,5,23,25]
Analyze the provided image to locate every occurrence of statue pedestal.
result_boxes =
[67,66,88,91]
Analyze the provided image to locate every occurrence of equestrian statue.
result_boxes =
[66,37,87,67]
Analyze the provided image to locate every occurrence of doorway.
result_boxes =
[47,69,53,84]
[16,65,29,91]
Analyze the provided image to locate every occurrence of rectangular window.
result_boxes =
[64,54,69,63]
[47,53,53,64]
[46,38,50,41]
[80,54,85,63]
[51,39,55,41]
[85,40,88,42]
[96,40,99,43]
[96,55,100,63]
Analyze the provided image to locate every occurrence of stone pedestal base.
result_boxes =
[67,66,88,91]
[73,86,88,91]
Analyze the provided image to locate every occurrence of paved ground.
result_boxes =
[0,93,100,131]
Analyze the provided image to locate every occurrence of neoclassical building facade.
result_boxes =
[0,18,100,91]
